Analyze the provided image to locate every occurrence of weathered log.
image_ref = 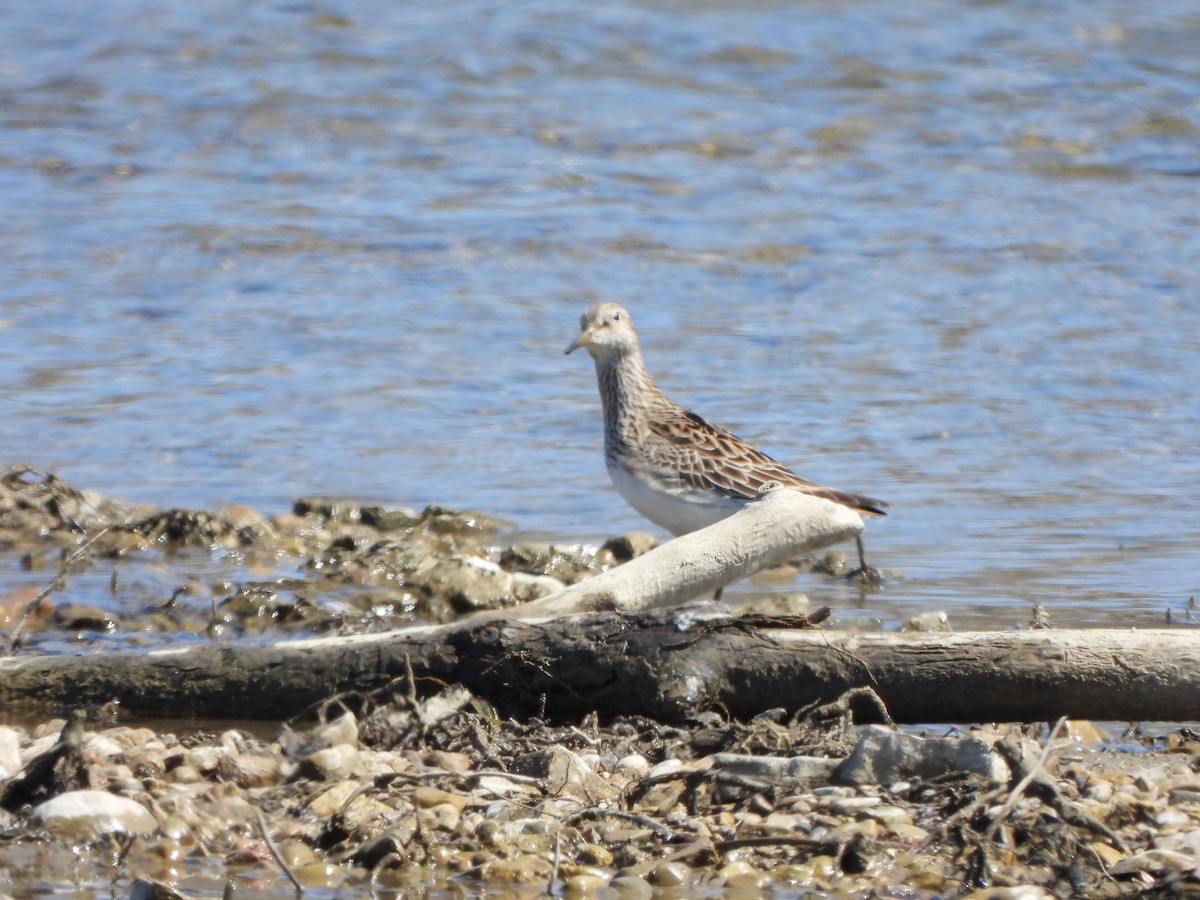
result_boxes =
[1,612,1197,724]
[513,486,865,615]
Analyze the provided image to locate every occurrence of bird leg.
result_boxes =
[848,535,884,587]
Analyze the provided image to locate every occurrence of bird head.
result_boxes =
[565,303,638,360]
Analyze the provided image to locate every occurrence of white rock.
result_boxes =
[0,727,22,779]
[646,758,685,780]
[712,753,839,781]
[33,790,158,839]
[82,733,124,759]
[616,754,650,777]
[833,725,1010,786]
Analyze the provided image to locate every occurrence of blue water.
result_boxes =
[1,0,1198,630]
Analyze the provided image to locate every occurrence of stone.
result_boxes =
[833,725,1009,786]
[413,786,472,812]
[33,789,158,839]
[218,752,282,788]
[1168,783,1200,805]
[299,744,359,782]
[1157,828,1200,856]
[511,747,618,803]
[308,712,359,751]
[830,795,882,815]
[712,753,839,782]
[615,754,650,778]
[647,861,689,886]
[0,727,22,779]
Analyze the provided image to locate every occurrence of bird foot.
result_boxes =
[846,565,885,588]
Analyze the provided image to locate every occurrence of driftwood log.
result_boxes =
[512,486,866,616]
[0,613,1198,724]
[2,486,1197,724]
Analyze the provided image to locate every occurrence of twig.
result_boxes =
[713,835,831,852]
[561,808,672,840]
[253,806,303,896]
[983,716,1068,843]
[5,527,110,654]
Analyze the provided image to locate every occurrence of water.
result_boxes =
[1,0,1198,632]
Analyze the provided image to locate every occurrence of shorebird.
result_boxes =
[565,302,886,583]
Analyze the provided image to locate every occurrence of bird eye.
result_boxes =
[612,312,621,321]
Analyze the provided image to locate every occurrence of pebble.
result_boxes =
[865,805,913,825]
[647,861,690,886]
[616,753,650,777]
[609,875,654,899]
[831,795,882,814]
[564,873,611,894]
[1168,783,1200,805]
[576,843,613,866]
[298,744,359,781]
[645,758,685,780]
[413,786,473,812]
[168,764,202,785]
[0,727,21,778]
[889,822,931,842]
[217,752,281,788]
[34,790,158,839]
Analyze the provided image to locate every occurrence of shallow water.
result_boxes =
[1,0,1198,633]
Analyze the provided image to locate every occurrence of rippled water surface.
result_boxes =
[2,0,1198,632]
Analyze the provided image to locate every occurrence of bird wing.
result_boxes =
[643,407,888,516]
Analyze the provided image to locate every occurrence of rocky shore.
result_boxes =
[1,466,1198,898]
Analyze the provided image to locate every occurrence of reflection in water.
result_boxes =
[0,0,1197,631]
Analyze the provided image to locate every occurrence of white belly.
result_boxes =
[607,459,745,536]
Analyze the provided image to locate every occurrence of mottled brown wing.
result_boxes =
[645,408,887,516]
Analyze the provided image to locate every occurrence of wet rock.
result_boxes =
[601,532,659,563]
[129,879,189,900]
[608,875,655,899]
[33,789,157,839]
[292,496,416,530]
[418,504,512,538]
[564,872,611,893]
[833,725,1009,785]
[810,551,851,577]
[648,860,691,886]
[0,466,140,535]
[499,542,605,583]
[125,509,247,550]
[427,555,518,612]
[52,603,119,633]
[901,611,952,632]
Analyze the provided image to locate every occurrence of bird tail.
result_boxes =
[810,487,888,517]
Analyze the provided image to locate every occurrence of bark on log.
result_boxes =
[2,611,1197,724]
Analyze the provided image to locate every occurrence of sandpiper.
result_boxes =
[565,302,886,582]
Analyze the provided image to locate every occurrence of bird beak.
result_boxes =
[564,330,592,355]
